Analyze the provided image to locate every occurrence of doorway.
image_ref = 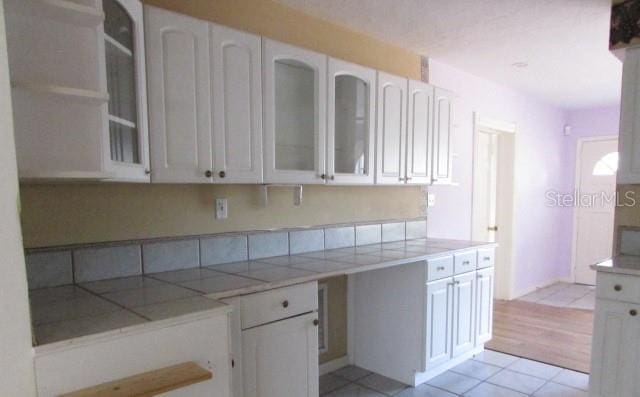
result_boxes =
[572,136,618,285]
[471,114,516,300]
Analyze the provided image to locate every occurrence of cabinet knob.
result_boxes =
[218,170,226,178]
[631,309,637,317]
[282,300,289,308]
[205,170,213,178]
[483,256,491,261]
[614,284,622,292]
[406,177,412,181]
[144,169,151,175]
[313,319,319,326]
[320,174,327,180]
[463,260,470,265]
[477,274,484,279]
[330,175,335,181]
[437,266,445,271]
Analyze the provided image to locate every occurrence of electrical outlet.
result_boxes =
[427,193,436,207]
[216,198,228,219]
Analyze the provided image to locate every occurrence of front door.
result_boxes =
[574,138,618,285]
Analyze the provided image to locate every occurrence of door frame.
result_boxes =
[471,113,517,300]
[570,135,618,284]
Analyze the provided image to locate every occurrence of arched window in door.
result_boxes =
[592,152,619,176]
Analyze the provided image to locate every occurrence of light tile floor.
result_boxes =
[321,350,589,396]
[517,282,595,310]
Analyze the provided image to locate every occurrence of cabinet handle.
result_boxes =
[477,274,484,279]
[320,174,327,180]
[282,300,289,308]
[437,266,445,271]
[144,169,151,175]
[218,170,226,178]
[406,177,412,181]
[454,280,460,285]
[398,177,405,182]
[313,319,319,326]
[463,260,470,265]
[631,309,637,317]
[330,175,335,181]
[483,256,491,261]
[614,284,622,292]
[205,170,213,178]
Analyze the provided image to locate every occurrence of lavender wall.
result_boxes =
[427,59,571,296]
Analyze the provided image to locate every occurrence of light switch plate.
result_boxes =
[216,198,228,219]
[427,193,436,207]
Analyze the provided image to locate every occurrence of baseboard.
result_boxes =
[319,355,350,376]
[511,277,568,300]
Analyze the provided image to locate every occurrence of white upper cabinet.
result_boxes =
[327,58,376,184]
[376,72,408,184]
[433,87,454,184]
[617,47,640,184]
[146,6,213,183]
[210,25,263,183]
[407,80,435,185]
[263,39,327,184]
[6,0,149,182]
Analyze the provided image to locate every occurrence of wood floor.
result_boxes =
[486,299,594,373]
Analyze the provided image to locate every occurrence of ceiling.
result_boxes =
[274,0,622,109]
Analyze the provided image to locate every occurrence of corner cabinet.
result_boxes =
[145,6,263,184]
[6,0,150,182]
[262,39,327,184]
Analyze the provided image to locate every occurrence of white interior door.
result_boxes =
[573,138,618,285]
[473,131,499,244]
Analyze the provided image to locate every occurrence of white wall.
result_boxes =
[0,0,36,394]
[427,59,571,297]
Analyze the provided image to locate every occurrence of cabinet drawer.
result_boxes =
[454,251,477,274]
[596,272,640,304]
[239,282,318,329]
[427,256,454,281]
[477,248,495,269]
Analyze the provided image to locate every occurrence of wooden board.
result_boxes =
[60,362,212,397]
[486,300,594,373]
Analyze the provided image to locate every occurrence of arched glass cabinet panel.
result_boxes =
[104,0,139,164]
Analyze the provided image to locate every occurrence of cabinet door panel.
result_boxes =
[376,72,407,184]
[590,299,640,397]
[327,58,375,184]
[475,267,494,345]
[146,6,212,183]
[425,278,453,370]
[433,88,453,184]
[263,39,326,184]
[452,271,476,357]
[407,80,434,185]
[242,313,319,397]
[211,24,262,183]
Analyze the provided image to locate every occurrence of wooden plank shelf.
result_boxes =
[59,362,212,397]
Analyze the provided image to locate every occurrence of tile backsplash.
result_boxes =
[25,218,427,289]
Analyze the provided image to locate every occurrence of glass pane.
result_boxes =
[109,121,139,164]
[103,0,133,50]
[274,60,315,171]
[334,75,368,175]
[593,152,619,176]
[106,40,136,122]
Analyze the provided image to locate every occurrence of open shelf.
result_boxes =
[16,0,104,27]
[11,81,109,105]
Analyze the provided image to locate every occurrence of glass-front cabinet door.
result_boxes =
[327,58,375,184]
[263,39,326,184]
[102,0,149,181]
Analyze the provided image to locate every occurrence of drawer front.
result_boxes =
[477,248,495,269]
[240,282,318,329]
[596,272,640,304]
[427,255,454,281]
[454,251,477,274]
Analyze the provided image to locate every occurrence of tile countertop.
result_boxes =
[30,238,496,348]
[591,255,640,276]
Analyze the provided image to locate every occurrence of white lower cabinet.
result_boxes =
[590,271,640,397]
[223,282,319,397]
[242,312,319,397]
[353,248,495,386]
